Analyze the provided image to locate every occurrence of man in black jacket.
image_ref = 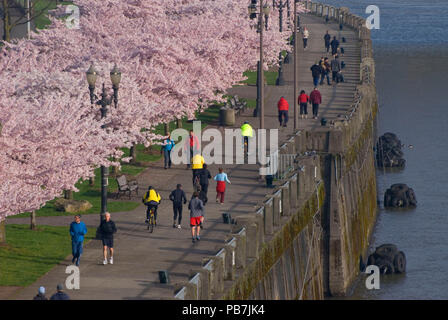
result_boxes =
[199,164,211,196]
[330,36,340,55]
[310,62,322,87]
[169,184,187,228]
[324,31,331,52]
[100,212,117,265]
[50,284,70,300]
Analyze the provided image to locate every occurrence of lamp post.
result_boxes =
[293,0,298,130]
[275,0,287,86]
[248,0,271,129]
[86,64,121,224]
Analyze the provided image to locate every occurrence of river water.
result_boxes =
[319,0,448,299]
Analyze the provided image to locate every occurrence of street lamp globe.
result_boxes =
[248,1,257,19]
[110,64,121,88]
[86,64,98,87]
[263,3,271,16]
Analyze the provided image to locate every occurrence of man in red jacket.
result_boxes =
[309,87,322,119]
[184,130,200,169]
[277,96,289,127]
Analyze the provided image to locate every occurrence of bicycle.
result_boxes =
[243,136,249,162]
[146,206,156,233]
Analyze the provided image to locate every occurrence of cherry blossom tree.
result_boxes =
[0,0,307,226]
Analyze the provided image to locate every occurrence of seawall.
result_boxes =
[174,1,378,299]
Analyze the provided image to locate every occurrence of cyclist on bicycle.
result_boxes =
[241,121,254,152]
[142,186,161,224]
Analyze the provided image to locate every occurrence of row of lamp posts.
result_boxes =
[248,0,300,130]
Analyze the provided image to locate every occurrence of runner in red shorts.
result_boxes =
[188,192,205,243]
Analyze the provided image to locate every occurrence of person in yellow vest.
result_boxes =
[191,153,205,187]
[142,186,161,225]
[241,121,254,152]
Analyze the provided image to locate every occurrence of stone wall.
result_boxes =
[174,1,378,300]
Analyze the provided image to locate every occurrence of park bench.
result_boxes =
[116,175,139,199]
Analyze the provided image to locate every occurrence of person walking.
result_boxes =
[162,133,175,169]
[321,57,331,85]
[298,90,310,119]
[99,212,117,265]
[324,31,331,52]
[191,153,205,187]
[189,192,205,243]
[318,57,326,85]
[310,61,322,87]
[69,214,87,267]
[277,96,289,127]
[309,87,322,119]
[330,36,340,55]
[50,284,70,300]
[185,130,200,169]
[214,168,231,204]
[33,287,48,300]
[302,27,309,49]
[331,54,342,84]
[199,164,211,195]
[169,184,187,229]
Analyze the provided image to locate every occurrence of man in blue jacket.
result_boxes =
[162,133,175,169]
[69,214,87,266]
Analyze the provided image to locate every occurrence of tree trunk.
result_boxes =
[176,118,182,128]
[0,217,5,244]
[2,0,11,42]
[130,145,137,163]
[30,211,36,230]
[64,190,73,200]
[89,176,95,186]
[164,123,170,135]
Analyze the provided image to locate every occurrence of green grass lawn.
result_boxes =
[9,166,141,219]
[0,224,95,286]
[241,70,278,86]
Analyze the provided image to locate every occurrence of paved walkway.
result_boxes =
[5,14,360,300]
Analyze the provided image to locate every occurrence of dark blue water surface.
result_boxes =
[320,0,448,299]
[321,0,448,47]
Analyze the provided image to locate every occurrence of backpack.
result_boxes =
[142,190,160,205]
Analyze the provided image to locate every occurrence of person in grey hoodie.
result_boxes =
[330,54,342,83]
[188,192,204,243]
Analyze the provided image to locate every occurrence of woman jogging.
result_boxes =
[214,168,231,204]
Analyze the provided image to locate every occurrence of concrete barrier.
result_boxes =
[232,216,259,260]
[281,181,291,216]
[272,189,282,226]
[224,237,237,280]
[262,200,273,235]
[289,173,299,210]
[232,228,247,269]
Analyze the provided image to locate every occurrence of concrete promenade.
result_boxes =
[5,13,360,300]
